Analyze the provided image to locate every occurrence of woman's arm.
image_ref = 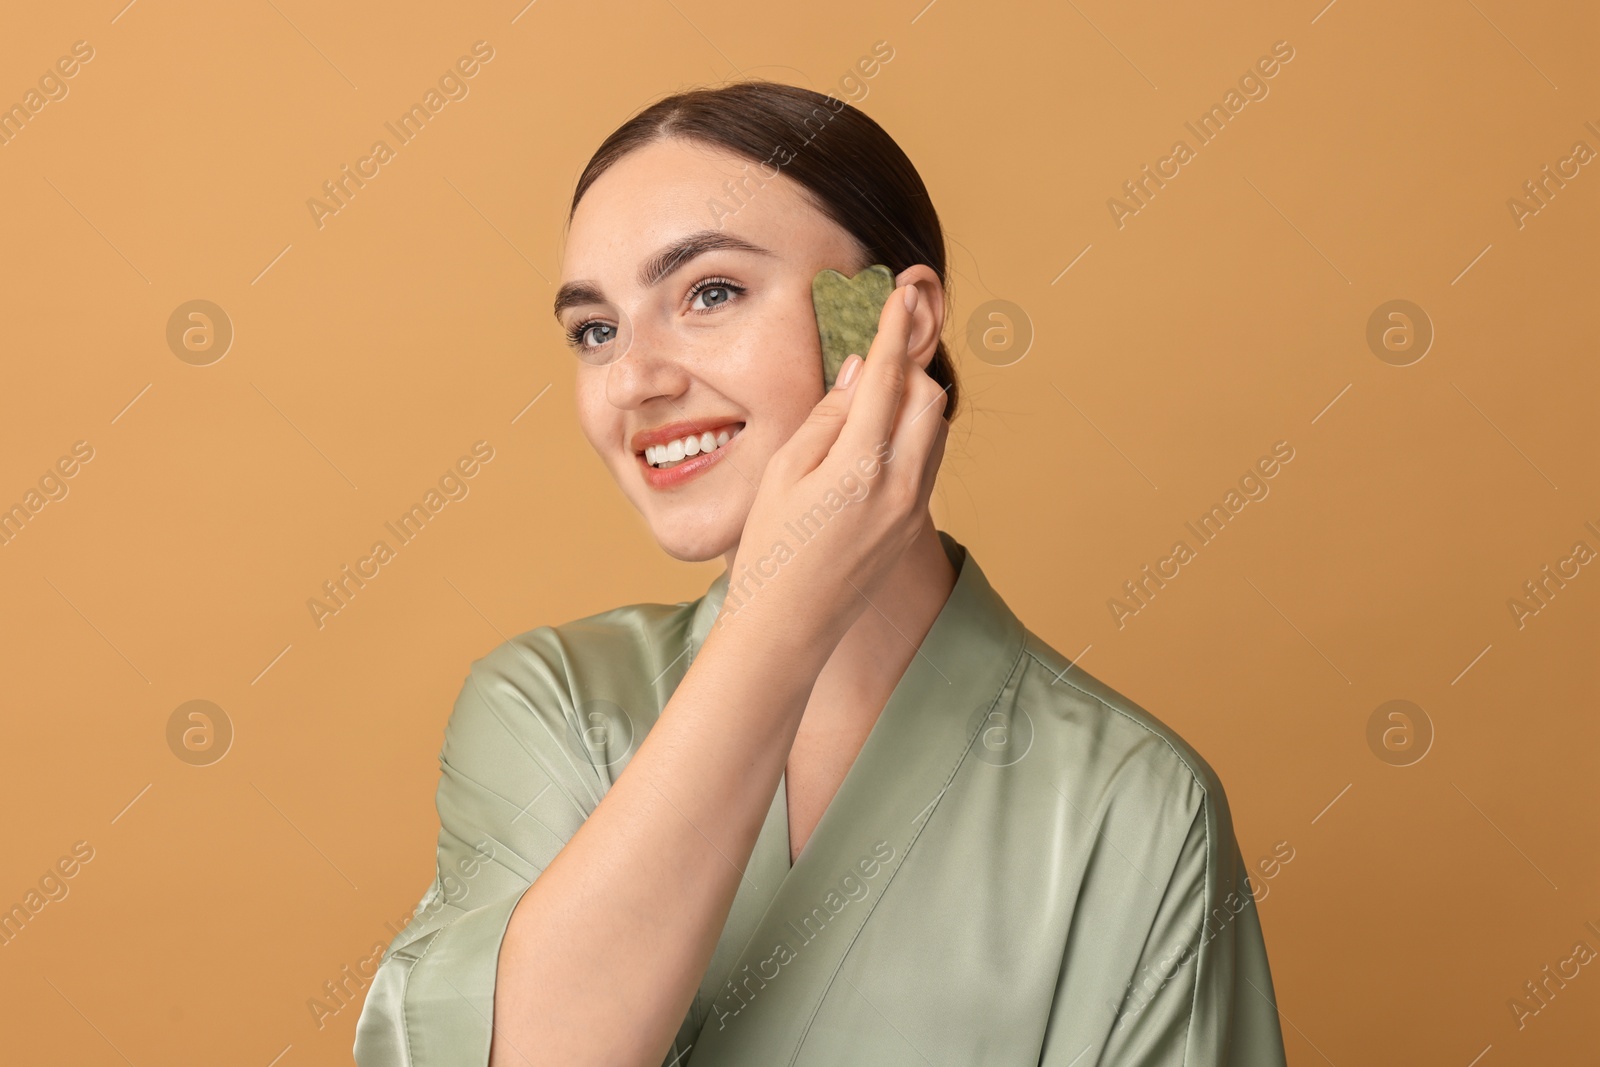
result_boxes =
[488,604,827,1067]
[490,283,949,1067]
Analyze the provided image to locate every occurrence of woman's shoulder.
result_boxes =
[1011,626,1233,824]
[438,593,703,773]
[468,594,696,693]
[1001,628,1257,905]
[425,592,710,811]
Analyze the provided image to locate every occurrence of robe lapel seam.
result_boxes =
[685,533,1030,1062]
[778,637,1031,1067]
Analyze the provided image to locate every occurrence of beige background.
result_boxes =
[1,0,1595,1063]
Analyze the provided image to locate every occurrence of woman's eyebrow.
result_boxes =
[552,229,776,319]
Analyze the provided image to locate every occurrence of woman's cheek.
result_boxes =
[572,381,617,460]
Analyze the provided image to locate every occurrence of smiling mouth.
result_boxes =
[641,422,745,469]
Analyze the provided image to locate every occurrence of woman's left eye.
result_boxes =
[687,277,744,313]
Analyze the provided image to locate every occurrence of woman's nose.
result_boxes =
[603,313,690,409]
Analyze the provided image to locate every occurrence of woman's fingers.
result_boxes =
[780,279,916,480]
[883,370,949,500]
[834,283,917,458]
[760,279,936,516]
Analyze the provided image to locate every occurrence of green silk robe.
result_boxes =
[353,531,1289,1065]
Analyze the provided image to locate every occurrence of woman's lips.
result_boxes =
[637,424,744,490]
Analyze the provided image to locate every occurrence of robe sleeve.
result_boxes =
[1082,794,1289,1067]
[352,636,614,1066]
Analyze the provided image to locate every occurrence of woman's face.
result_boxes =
[558,136,877,565]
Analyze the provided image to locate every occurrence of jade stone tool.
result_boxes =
[812,263,896,391]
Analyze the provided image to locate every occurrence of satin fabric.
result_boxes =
[353,530,1289,1066]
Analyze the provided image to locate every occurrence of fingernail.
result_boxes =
[837,354,862,389]
[903,284,918,312]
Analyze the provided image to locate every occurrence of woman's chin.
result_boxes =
[647,519,742,565]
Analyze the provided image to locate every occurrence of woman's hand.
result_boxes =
[718,281,949,653]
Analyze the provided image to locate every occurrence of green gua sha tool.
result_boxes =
[812,263,896,391]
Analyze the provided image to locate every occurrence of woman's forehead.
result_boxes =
[563,139,838,272]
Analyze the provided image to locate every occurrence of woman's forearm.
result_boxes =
[488,608,830,1067]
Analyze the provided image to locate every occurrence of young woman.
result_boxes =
[354,80,1289,1067]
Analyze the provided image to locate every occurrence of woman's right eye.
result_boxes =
[566,320,617,349]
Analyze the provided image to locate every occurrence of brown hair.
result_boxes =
[567,79,961,424]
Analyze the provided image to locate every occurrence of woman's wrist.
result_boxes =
[701,590,842,691]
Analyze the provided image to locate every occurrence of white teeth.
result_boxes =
[645,424,742,469]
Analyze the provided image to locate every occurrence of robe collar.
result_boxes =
[680,529,1031,1060]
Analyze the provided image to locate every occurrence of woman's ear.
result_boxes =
[894,264,945,371]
